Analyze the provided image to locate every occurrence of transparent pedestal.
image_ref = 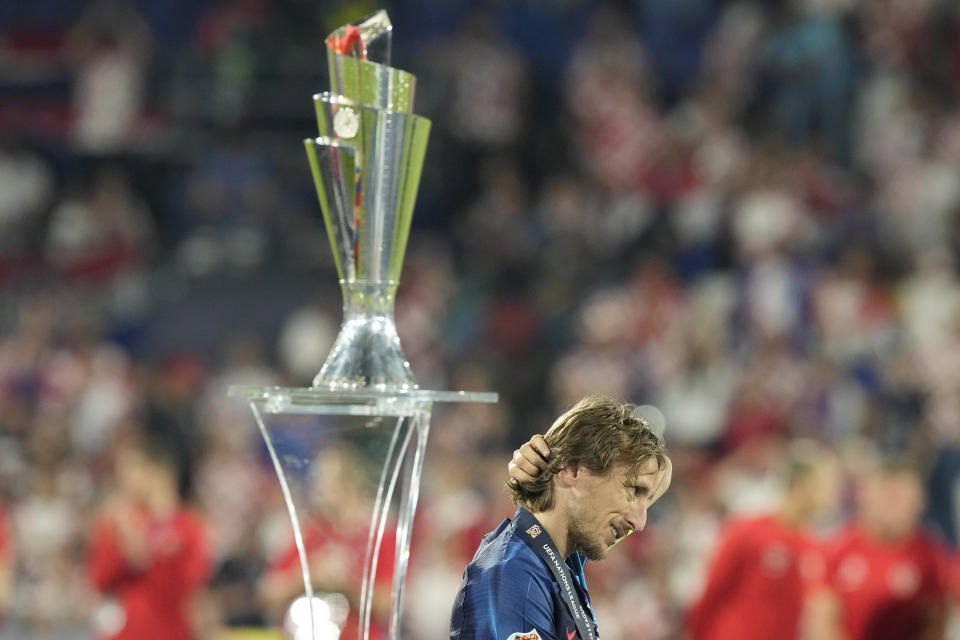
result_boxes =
[229,386,498,640]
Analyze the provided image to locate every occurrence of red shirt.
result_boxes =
[688,515,824,640]
[823,526,948,640]
[269,518,396,640]
[88,507,210,640]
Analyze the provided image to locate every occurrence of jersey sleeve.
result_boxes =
[687,520,750,638]
[157,512,211,594]
[517,576,559,640]
[451,560,559,640]
[88,515,135,592]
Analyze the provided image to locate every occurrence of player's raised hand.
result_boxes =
[508,434,550,485]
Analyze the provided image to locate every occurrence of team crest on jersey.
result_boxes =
[887,562,920,598]
[761,543,791,575]
[505,630,541,640]
[525,524,542,538]
[838,553,868,589]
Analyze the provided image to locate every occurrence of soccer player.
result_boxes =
[686,441,838,640]
[512,434,838,640]
[88,430,210,640]
[450,396,672,640]
[805,458,949,640]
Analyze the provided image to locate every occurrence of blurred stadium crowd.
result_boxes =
[1,0,960,638]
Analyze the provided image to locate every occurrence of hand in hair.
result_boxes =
[507,434,550,487]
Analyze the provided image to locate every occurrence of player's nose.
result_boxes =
[626,501,647,533]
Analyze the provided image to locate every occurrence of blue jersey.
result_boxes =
[450,509,598,640]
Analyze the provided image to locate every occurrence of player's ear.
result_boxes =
[556,460,580,486]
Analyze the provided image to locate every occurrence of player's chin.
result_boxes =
[582,540,609,561]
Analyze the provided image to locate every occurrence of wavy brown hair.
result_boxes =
[510,395,668,512]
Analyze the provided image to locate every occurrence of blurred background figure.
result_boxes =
[64,0,153,154]
[259,444,394,640]
[688,440,838,640]
[0,0,957,638]
[806,457,950,640]
[87,429,210,640]
[45,165,155,284]
[0,136,55,261]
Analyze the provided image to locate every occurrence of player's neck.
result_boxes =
[146,485,180,518]
[528,508,570,558]
[859,519,911,544]
[776,496,808,528]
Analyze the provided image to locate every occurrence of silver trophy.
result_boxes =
[306,10,424,391]
[231,10,496,640]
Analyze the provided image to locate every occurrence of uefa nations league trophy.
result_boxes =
[230,11,497,639]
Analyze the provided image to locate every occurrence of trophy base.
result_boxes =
[229,384,497,639]
[313,286,418,391]
[229,385,499,415]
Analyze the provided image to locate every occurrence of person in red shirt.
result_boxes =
[806,458,949,640]
[88,430,211,640]
[685,441,838,640]
[260,444,395,640]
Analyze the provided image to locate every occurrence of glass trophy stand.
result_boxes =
[229,386,497,640]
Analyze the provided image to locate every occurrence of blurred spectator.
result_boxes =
[259,444,395,640]
[65,0,154,153]
[142,353,206,478]
[436,9,529,150]
[193,0,268,126]
[0,295,60,439]
[13,466,87,629]
[723,339,806,452]
[655,319,736,448]
[687,440,838,640]
[807,458,950,640]
[0,137,55,259]
[810,245,896,365]
[900,246,960,354]
[46,166,156,281]
[565,5,661,193]
[196,332,275,562]
[87,429,210,640]
[755,3,858,160]
[52,316,138,457]
[176,130,277,276]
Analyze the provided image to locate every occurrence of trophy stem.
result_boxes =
[359,415,409,639]
[389,409,430,638]
[249,402,317,635]
[313,281,417,390]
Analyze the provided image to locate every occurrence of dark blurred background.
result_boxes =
[1,0,960,638]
